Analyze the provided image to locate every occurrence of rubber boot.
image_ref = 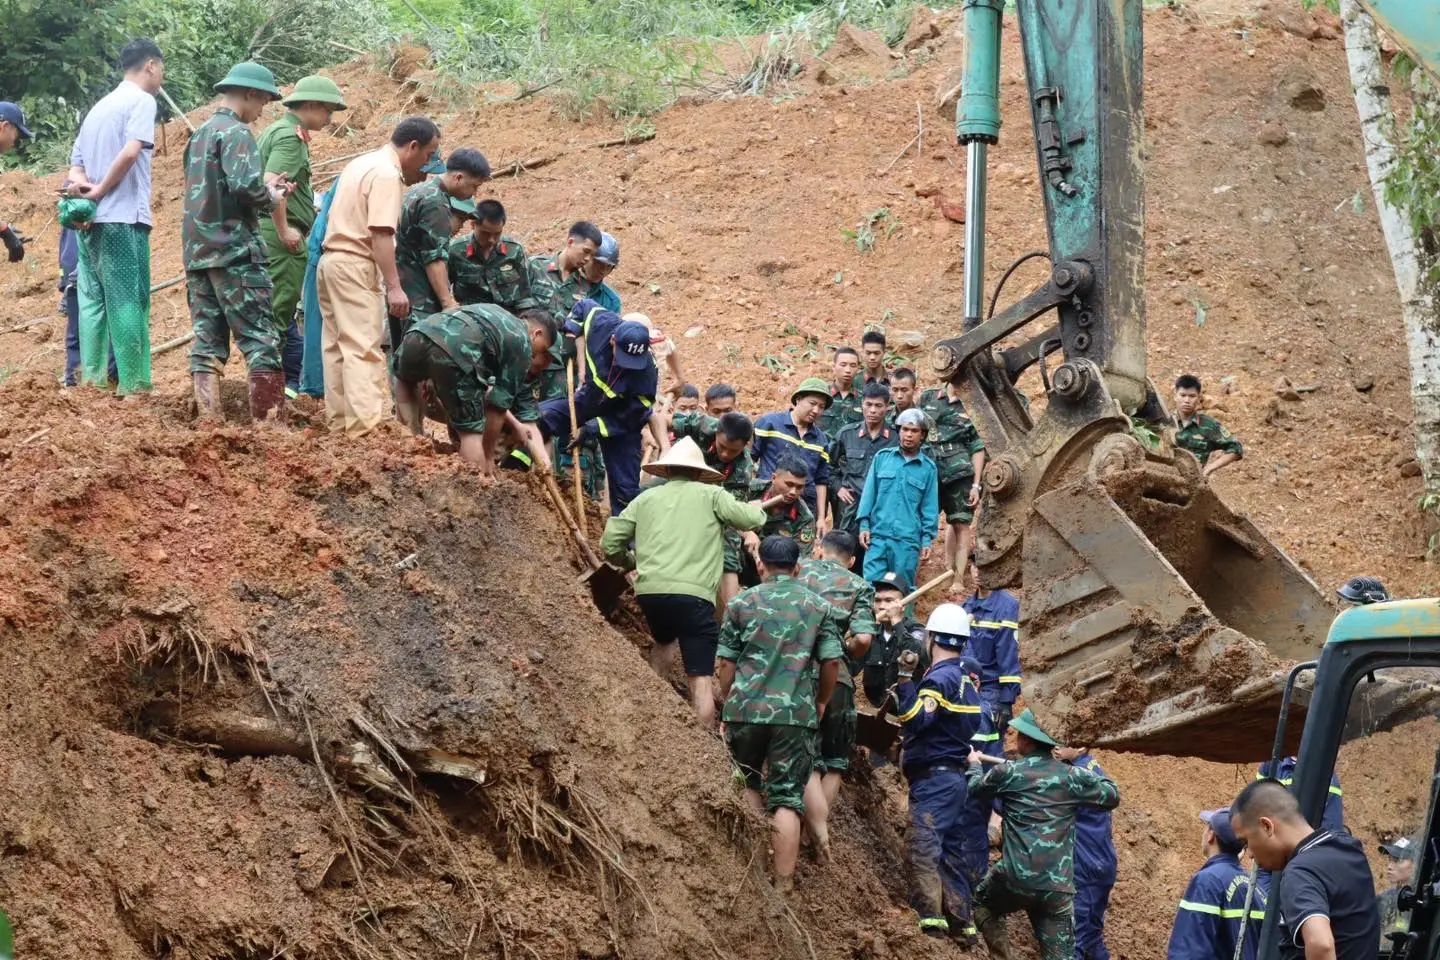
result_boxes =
[248,369,287,426]
[193,372,222,422]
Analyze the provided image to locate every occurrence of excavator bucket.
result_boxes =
[999,429,1339,763]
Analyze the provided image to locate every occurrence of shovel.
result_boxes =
[539,472,633,615]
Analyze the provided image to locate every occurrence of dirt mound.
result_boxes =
[0,372,961,959]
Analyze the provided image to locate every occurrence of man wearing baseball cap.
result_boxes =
[1165,808,1266,960]
[861,570,927,709]
[1378,836,1416,940]
[0,102,32,266]
[537,298,658,514]
[752,375,834,525]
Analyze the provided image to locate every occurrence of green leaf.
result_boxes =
[1191,298,1208,327]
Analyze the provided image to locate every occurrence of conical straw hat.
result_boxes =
[641,436,723,483]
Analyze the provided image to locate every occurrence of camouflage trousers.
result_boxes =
[816,682,857,773]
[973,871,1075,960]
[187,265,282,375]
[726,722,816,815]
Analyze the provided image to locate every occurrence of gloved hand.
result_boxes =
[1,225,25,263]
[897,649,920,678]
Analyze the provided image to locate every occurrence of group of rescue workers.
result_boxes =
[0,40,1408,960]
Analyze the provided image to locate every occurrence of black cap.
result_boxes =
[1381,837,1416,860]
[759,535,800,567]
[871,570,913,594]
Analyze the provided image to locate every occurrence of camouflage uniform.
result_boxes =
[919,387,987,524]
[794,558,878,773]
[672,411,757,574]
[182,107,281,375]
[818,386,863,438]
[718,575,845,813]
[448,234,541,311]
[738,499,818,587]
[967,753,1121,960]
[528,252,601,320]
[1175,414,1242,466]
[393,303,537,433]
[863,616,928,708]
[395,177,455,321]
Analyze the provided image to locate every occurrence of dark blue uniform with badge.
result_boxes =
[1166,852,1266,960]
[1071,753,1118,960]
[896,654,984,940]
[538,299,656,514]
[963,588,1024,747]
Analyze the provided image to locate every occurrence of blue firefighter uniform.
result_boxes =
[962,588,1023,747]
[1071,753,1118,960]
[538,300,657,515]
[896,656,984,939]
[1165,853,1266,960]
[751,411,831,517]
[1256,757,1344,832]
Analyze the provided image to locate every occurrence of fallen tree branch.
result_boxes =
[879,134,919,176]
[151,331,194,357]
[589,129,657,149]
[492,152,563,178]
[328,39,369,57]
[0,316,54,337]
[314,150,370,170]
[301,702,378,918]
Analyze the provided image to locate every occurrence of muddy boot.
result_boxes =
[248,369,287,426]
[193,372,222,422]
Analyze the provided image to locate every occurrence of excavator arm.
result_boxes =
[934,0,1428,761]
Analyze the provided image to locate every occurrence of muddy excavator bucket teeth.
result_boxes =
[1016,462,1338,763]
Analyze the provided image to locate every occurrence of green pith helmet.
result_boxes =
[790,376,833,409]
[448,196,477,218]
[213,62,282,99]
[282,75,347,110]
[1009,708,1058,748]
[0,904,13,960]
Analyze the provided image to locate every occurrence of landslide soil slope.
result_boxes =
[0,2,1436,958]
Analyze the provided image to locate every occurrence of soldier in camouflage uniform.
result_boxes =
[794,530,877,855]
[448,198,544,311]
[394,148,491,338]
[918,382,988,592]
[257,75,347,395]
[183,62,288,423]
[818,347,864,437]
[862,571,928,708]
[393,303,556,473]
[967,709,1121,960]
[1173,374,1243,478]
[741,457,816,586]
[717,535,844,894]
[669,410,757,607]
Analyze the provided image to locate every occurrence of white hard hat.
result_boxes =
[926,603,971,638]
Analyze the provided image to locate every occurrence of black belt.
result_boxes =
[905,762,968,782]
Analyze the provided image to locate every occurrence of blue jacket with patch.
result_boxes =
[1166,853,1266,960]
[896,657,983,772]
[566,299,657,437]
[962,589,1023,704]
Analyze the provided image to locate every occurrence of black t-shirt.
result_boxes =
[1278,831,1381,960]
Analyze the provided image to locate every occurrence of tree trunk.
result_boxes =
[1340,0,1440,494]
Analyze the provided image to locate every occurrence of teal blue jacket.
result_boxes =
[856,447,939,547]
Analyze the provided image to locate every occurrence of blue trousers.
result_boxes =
[538,398,643,515]
[1073,883,1112,960]
[863,536,921,586]
[281,313,304,393]
[63,285,116,386]
[299,248,325,397]
[906,768,976,934]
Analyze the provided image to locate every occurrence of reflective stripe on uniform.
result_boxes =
[918,918,950,932]
[919,690,981,714]
[1178,900,1264,920]
[972,732,1001,742]
[973,619,1020,630]
[754,427,832,462]
[597,418,610,438]
[998,675,1023,684]
[510,450,533,466]
[581,305,618,399]
[1259,773,1343,797]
